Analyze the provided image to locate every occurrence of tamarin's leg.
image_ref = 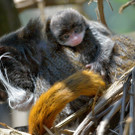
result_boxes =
[28,70,106,135]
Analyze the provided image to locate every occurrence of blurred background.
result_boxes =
[0,0,135,129]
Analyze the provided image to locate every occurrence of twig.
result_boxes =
[55,100,93,130]
[129,67,135,135]
[119,0,135,14]
[119,74,131,135]
[0,122,30,135]
[88,0,108,27]
[123,117,133,135]
[36,0,45,23]
[111,125,120,135]
[43,125,54,135]
[88,0,95,5]
[53,125,59,135]
[61,129,74,135]
[97,0,108,27]
[0,128,30,135]
[97,98,122,135]
[109,129,119,135]
[106,0,113,11]
[92,89,100,115]
[132,67,135,133]
[125,101,130,112]
[95,7,100,22]
[0,122,15,130]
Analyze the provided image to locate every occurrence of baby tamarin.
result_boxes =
[46,8,114,81]
[28,70,106,135]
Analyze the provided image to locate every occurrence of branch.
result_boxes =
[97,0,108,27]
[119,0,135,14]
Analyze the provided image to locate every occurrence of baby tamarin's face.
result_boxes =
[50,9,87,47]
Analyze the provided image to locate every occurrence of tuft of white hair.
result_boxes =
[0,52,36,111]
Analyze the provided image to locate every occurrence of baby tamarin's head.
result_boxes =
[46,8,87,47]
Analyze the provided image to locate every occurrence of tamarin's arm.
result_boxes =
[28,70,106,135]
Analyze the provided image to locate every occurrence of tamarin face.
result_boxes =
[50,8,87,47]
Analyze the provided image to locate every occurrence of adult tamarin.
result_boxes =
[0,8,134,128]
[28,70,106,135]
[0,8,115,111]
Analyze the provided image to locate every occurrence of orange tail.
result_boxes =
[28,70,106,135]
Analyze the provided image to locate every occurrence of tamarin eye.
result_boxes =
[74,28,79,33]
[62,34,70,40]
[74,25,82,33]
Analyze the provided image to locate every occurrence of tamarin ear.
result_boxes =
[18,18,43,42]
[45,18,57,44]
[45,17,51,39]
